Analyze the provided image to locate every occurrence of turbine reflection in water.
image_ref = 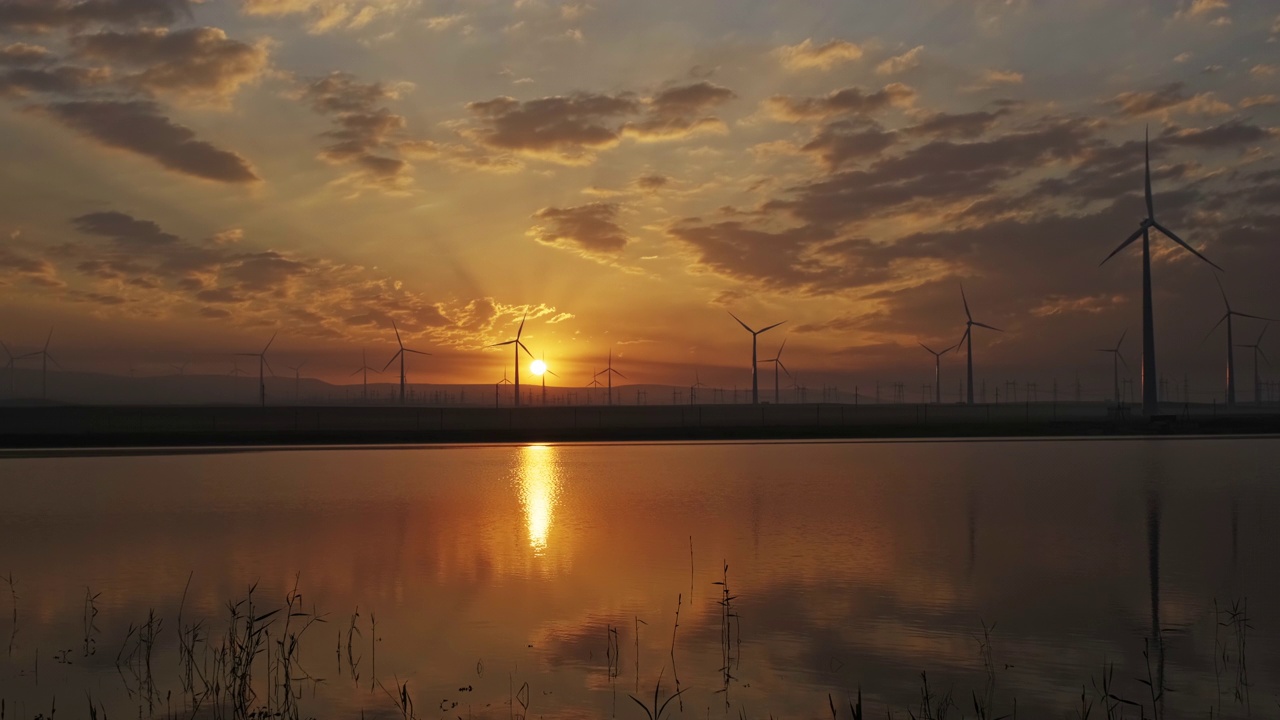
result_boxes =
[517,444,561,556]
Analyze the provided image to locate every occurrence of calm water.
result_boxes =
[0,439,1277,719]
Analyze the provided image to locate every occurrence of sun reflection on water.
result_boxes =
[517,444,561,556]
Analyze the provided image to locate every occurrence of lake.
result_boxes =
[0,438,1276,719]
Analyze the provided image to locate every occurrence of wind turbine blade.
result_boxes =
[960,283,971,321]
[1096,349,1113,354]
[1213,273,1230,312]
[405,349,432,356]
[46,353,61,369]
[263,332,276,354]
[1118,352,1130,372]
[941,344,957,355]
[959,328,970,349]
[595,368,607,377]
[517,340,533,359]
[263,358,274,376]
[1100,227,1144,266]
[1259,322,1270,344]
[43,329,52,351]
[973,321,1002,332]
[1233,312,1275,322]
[517,311,527,340]
[777,337,788,356]
[1151,220,1222,271]
[382,350,401,371]
[1202,313,1228,345]
[547,369,560,378]
[350,367,364,376]
[490,340,516,347]
[391,320,404,349]
[727,311,754,334]
[758,320,786,334]
[1117,329,1127,350]
[777,360,791,378]
[613,370,627,379]
[1260,346,1271,367]
[1144,125,1154,220]
[919,342,936,355]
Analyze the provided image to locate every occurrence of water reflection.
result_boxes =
[516,444,561,556]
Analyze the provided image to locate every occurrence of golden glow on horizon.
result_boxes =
[517,444,560,556]
[530,359,547,376]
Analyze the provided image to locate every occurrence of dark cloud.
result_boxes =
[1104,82,1231,118]
[73,211,179,244]
[0,0,189,33]
[1160,119,1277,148]
[466,91,640,163]
[0,245,64,287]
[0,42,51,66]
[297,72,416,189]
[529,203,630,257]
[801,121,899,170]
[623,81,735,140]
[635,173,669,191]
[41,100,260,183]
[764,83,915,121]
[0,65,110,96]
[903,108,1012,140]
[71,27,268,103]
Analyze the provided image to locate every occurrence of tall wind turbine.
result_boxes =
[288,360,308,401]
[235,333,275,407]
[383,320,430,404]
[1101,127,1221,416]
[728,312,785,405]
[760,337,791,404]
[350,349,379,402]
[23,329,58,400]
[595,349,626,406]
[1096,330,1129,405]
[537,351,560,405]
[1236,323,1269,404]
[957,285,1001,405]
[690,370,706,405]
[918,341,956,404]
[1204,276,1270,406]
[490,312,532,407]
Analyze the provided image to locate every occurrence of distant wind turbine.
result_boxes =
[537,351,560,405]
[586,367,603,405]
[228,361,247,378]
[918,341,956,404]
[595,349,626,406]
[495,369,512,408]
[957,284,1001,405]
[1236,323,1269,404]
[1101,126,1221,416]
[288,360,308,401]
[350,349,380,402]
[728,312,785,405]
[1204,276,1271,406]
[1096,330,1129,405]
[760,337,791,404]
[22,329,58,400]
[690,369,706,405]
[235,333,275,407]
[382,320,430,404]
[490,312,533,407]
[171,361,188,376]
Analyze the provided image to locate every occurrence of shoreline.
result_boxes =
[3,402,1280,450]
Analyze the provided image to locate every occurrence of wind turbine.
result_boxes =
[235,333,275,407]
[690,369,706,405]
[595,349,626,406]
[382,320,430,404]
[171,361,188,376]
[1101,127,1221,416]
[350,349,380,402]
[1204,276,1271,406]
[1096,330,1129,405]
[1236,323,1269,404]
[288,360,308,401]
[536,351,560,405]
[728,312,785,405]
[490,312,532,407]
[918,341,956,404]
[760,337,791,404]
[23,329,58,400]
[957,284,1001,405]
[495,369,512,408]
[586,367,603,405]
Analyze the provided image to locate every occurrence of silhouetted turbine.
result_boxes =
[957,284,1001,405]
[918,341,956,404]
[495,369,512,408]
[21,330,59,400]
[1235,322,1270,404]
[235,333,275,407]
[490,312,533,407]
[1204,276,1271,406]
[1095,330,1129,405]
[383,320,430,404]
[288,360,308,401]
[728,311,785,405]
[595,349,626,406]
[1101,127,1221,416]
[539,351,560,405]
[350,349,380,401]
[690,369,706,405]
[760,337,791,404]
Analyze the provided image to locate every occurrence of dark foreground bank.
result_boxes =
[3,402,1280,448]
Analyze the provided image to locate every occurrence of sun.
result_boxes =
[530,359,547,376]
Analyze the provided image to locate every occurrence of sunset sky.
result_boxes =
[2,0,1279,392]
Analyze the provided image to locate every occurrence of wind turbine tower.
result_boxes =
[383,320,430,404]
[957,285,1001,405]
[1096,330,1129,405]
[491,312,532,407]
[728,312,785,405]
[919,341,956,404]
